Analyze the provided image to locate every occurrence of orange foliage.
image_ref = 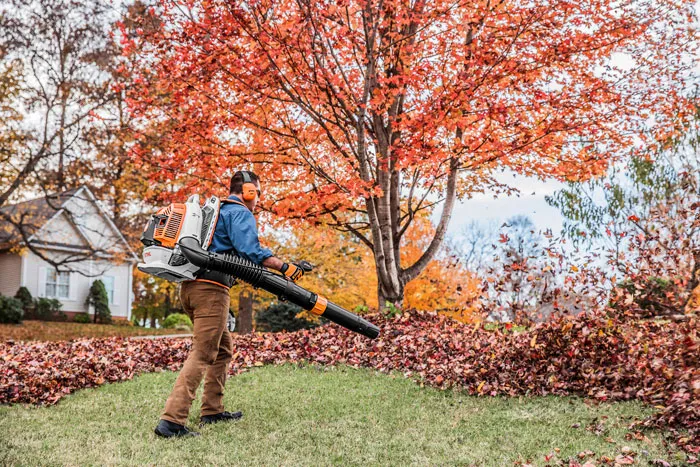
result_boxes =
[123,0,695,204]
[687,285,700,314]
[263,226,378,313]
[121,0,696,305]
[227,226,378,318]
[401,217,481,322]
[240,221,481,322]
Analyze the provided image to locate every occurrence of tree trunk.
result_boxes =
[371,157,460,310]
[237,289,254,334]
[378,281,404,311]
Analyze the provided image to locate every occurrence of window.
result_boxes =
[46,269,70,299]
[101,276,115,304]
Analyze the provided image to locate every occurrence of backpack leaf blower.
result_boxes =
[138,195,380,339]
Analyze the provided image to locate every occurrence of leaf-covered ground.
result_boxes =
[0,320,184,342]
[0,366,683,467]
[0,312,697,461]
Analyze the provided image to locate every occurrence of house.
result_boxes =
[0,186,138,321]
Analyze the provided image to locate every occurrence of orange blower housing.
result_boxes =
[151,203,187,249]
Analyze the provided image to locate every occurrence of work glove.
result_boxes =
[281,260,313,282]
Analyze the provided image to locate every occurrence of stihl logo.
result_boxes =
[144,252,151,258]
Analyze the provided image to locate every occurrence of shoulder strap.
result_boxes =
[222,198,246,207]
[221,198,251,211]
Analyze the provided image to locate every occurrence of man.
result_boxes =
[154,170,308,438]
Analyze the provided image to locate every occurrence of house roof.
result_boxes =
[0,186,138,261]
[0,188,82,246]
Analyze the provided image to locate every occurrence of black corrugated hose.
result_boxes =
[178,236,379,339]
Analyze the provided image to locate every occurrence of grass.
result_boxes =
[0,364,682,466]
[0,320,186,342]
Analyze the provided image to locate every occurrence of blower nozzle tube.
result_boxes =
[178,236,379,339]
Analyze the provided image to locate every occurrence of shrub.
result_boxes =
[0,295,24,324]
[353,304,369,314]
[255,302,322,333]
[32,298,66,321]
[161,313,192,330]
[14,287,33,311]
[610,276,681,318]
[73,313,91,324]
[86,280,111,324]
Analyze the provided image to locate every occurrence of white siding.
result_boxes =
[35,212,90,248]
[0,252,22,297]
[62,190,126,255]
[23,250,131,318]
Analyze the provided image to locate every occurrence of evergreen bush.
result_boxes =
[73,313,91,324]
[0,295,24,324]
[14,287,33,312]
[33,298,66,321]
[86,280,111,324]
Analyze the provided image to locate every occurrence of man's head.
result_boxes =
[230,170,261,211]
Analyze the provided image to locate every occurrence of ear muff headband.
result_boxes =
[241,171,258,202]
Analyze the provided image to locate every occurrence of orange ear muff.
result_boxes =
[242,183,257,201]
[241,171,257,202]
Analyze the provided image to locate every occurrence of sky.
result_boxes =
[443,171,567,241]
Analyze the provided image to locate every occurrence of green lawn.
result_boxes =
[0,364,681,466]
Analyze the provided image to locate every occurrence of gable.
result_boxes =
[33,211,91,249]
[0,188,80,247]
[0,186,136,261]
[60,191,126,254]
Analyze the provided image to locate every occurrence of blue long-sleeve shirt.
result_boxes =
[209,195,273,265]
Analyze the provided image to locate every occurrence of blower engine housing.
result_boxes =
[137,194,220,282]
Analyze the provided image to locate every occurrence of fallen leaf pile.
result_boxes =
[0,337,190,405]
[1,312,697,456]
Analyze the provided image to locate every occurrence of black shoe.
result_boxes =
[154,419,200,438]
[200,411,243,425]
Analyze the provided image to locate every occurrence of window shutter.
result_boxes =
[69,272,77,301]
[38,267,47,297]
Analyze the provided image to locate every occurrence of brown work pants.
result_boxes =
[161,280,232,426]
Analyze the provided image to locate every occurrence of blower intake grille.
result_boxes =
[153,204,186,248]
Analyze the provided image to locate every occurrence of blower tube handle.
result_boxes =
[178,236,379,339]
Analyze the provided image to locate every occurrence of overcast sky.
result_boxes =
[443,171,567,242]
